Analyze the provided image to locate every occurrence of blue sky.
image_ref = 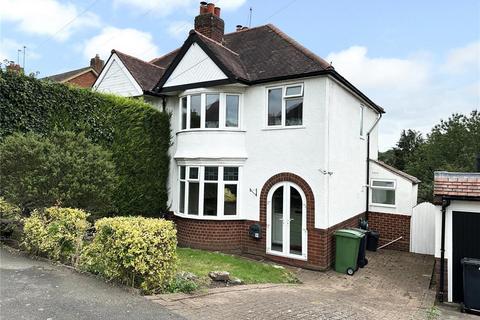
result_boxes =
[1,0,479,150]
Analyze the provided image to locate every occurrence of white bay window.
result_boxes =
[179,92,241,130]
[178,165,240,217]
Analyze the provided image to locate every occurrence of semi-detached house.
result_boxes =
[93,2,420,269]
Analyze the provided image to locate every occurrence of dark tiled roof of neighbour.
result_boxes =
[43,66,95,82]
[371,159,421,184]
[112,49,165,92]
[434,171,480,198]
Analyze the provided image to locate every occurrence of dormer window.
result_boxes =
[267,83,303,128]
[179,92,242,130]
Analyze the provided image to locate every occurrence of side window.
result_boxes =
[359,105,364,136]
[226,94,239,127]
[267,84,303,127]
[371,180,396,206]
[190,95,201,129]
[181,97,187,130]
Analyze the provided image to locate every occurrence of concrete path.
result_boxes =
[149,250,439,320]
[0,247,183,320]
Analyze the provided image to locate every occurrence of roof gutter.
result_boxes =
[365,112,382,221]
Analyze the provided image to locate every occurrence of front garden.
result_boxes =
[0,69,295,295]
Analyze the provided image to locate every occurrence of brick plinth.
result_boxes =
[368,212,411,251]
[174,172,365,270]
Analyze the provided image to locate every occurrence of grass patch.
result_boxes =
[177,247,298,284]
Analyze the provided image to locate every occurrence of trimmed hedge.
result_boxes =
[0,70,170,216]
[23,207,89,264]
[81,217,177,294]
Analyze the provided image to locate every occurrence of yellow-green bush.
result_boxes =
[81,217,177,294]
[0,197,21,239]
[22,207,89,264]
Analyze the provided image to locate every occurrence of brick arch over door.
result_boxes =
[259,172,318,267]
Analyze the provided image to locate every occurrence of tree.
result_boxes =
[379,129,424,170]
[0,131,118,214]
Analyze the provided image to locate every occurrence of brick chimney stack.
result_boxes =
[194,2,224,43]
[90,54,104,73]
[6,62,23,74]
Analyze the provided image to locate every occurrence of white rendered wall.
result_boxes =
[163,43,228,88]
[369,162,417,215]
[326,78,381,226]
[434,200,480,302]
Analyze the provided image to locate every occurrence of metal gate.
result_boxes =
[410,202,436,255]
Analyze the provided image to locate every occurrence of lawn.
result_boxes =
[177,247,298,284]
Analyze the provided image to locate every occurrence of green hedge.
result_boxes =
[81,216,177,294]
[0,70,170,216]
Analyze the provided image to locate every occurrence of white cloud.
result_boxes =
[0,0,100,41]
[326,46,430,91]
[83,27,160,61]
[443,41,480,74]
[114,0,245,16]
[326,44,478,151]
[167,21,193,39]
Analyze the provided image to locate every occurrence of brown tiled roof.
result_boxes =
[112,49,165,92]
[370,159,421,184]
[43,66,96,82]
[434,172,480,198]
[152,24,383,112]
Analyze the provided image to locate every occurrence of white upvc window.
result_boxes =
[371,179,396,206]
[178,165,240,217]
[359,104,365,137]
[266,83,303,128]
[179,92,241,131]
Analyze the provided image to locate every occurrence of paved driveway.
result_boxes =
[149,250,438,320]
[0,247,183,320]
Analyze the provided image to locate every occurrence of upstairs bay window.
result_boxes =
[178,165,240,217]
[267,84,303,127]
[179,92,241,130]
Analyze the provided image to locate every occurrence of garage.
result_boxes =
[452,211,480,302]
[433,171,480,304]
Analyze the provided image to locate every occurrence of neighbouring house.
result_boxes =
[92,2,419,270]
[433,169,480,303]
[43,54,104,88]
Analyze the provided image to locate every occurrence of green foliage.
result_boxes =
[167,275,199,293]
[379,129,424,171]
[0,197,22,239]
[0,70,171,216]
[22,207,89,264]
[0,131,117,214]
[381,111,480,202]
[81,217,177,294]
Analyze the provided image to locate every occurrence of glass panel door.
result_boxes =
[289,187,303,255]
[271,186,283,252]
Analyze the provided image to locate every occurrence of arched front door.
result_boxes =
[266,182,307,260]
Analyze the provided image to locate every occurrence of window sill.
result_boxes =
[370,203,396,208]
[262,126,306,131]
[176,129,246,134]
[174,212,245,220]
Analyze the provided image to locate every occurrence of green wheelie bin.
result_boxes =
[334,229,364,275]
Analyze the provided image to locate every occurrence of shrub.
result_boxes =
[0,197,22,240]
[23,207,89,264]
[81,217,177,294]
[0,71,171,216]
[0,131,117,214]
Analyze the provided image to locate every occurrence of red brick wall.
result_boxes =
[368,212,411,251]
[175,217,244,252]
[66,71,97,88]
[175,172,365,270]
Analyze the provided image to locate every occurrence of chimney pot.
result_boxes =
[206,2,215,13]
[236,25,242,31]
[199,1,208,14]
[214,6,221,17]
